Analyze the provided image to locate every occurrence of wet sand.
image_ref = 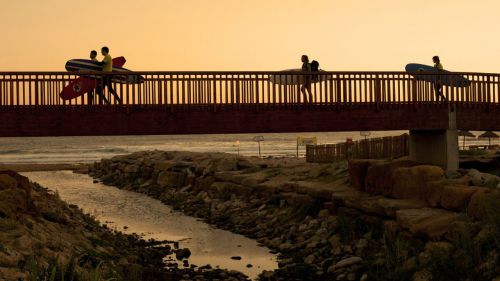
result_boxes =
[0,163,88,172]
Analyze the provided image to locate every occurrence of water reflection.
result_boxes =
[23,171,277,279]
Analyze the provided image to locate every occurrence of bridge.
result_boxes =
[1,71,499,169]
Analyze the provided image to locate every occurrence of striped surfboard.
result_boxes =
[65,58,144,84]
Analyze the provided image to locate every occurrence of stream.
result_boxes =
[23,171,278,279]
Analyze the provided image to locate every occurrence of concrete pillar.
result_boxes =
[409,105,459,171]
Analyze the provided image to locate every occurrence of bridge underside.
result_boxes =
[0,104,498,137]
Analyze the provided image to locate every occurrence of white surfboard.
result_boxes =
[269,69,330,85]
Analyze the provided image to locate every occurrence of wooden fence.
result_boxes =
[306,134,409,163]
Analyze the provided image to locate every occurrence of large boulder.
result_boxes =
[210,182,253,197]
[467,187,492,220]
[391,165,444,200]
[0,174,17,190]
[396,208,461,239]
[440,185,478,211]
[344,196,427,218]
[348,160,380,191]
[364,160,417,196]
[0,171,35,216]
[423,175,472,207]
[467,169,500,188]
[424,180,447,207]
[157,171,186,188]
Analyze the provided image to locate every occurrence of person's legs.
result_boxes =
[301,76,312,103]
[87,90,94,105]
[434,83,442,101]
[97,78,110,105]
[105,76,121,104]
[307,83,313,103]
[300,85,309,103]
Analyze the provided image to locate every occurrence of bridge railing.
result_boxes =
[0,71,499,110]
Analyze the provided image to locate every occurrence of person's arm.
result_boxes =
[95,60,104,66]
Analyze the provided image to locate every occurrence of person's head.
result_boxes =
[90,50,97,59]
[101,46,109,55]
[432,56,440,63]
[301,55,309,63]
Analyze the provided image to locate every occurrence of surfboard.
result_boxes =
[60,57,127,101]
[269,69,330,85]
[405,63,470,88]
[65,58,144,84]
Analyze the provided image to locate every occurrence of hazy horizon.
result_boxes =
[1,0,500,72]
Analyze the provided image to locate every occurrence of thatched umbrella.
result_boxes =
[458,130,476,150]
[478,131,499,146]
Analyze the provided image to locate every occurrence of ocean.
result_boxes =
[0,131,412,164]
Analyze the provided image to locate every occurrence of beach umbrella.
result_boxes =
[458,130,476,150]
[478,131,499,146]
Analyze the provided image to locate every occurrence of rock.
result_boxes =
[175,248,191,260]
[355,239,368,251]
[279,242,293,251]
[123,164,140,173]
[246,264,253,268]
[304,254,316,264]
[439,185,478,211]
[328,234,341,248]
[468,169,500,188]
[423,180,446,207]
[396,208,462,239]
[0,250,23,267]
[348,160,380,190]
[445,170,462,179]
[0,188,29,217]
[391,165,444,200]
[261,271,274,278]
[0,267,28,280]
[230,256,242,260]
[344,196,427,218]
[318,209,330,218]
[413,270,432,281]
[281,193,313,207]
[424,241,452,252]
[157,171,185,188]
[467,187,491,220]
[0,174,17,190]
[13,235,34,254]
[331,256,363,271]
[217,158,238,171]
[365,160,417,196]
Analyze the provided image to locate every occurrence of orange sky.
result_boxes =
[1,0,499,72]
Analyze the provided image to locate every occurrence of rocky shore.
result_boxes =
[0,170,250,281]
[89,151,500,281]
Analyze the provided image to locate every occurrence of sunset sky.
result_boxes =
[1,0,499,72]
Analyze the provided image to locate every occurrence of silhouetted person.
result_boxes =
[87,50,109,105]
[433,56,447,102]
[301,55,313,103]
[96,47,121,104]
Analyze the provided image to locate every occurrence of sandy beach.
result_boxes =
[0,163,88,172]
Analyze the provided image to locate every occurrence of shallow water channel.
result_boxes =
[23,171,278,279]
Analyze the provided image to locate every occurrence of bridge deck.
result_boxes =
[0,71,499,136]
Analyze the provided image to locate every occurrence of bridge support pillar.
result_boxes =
[409,106,459,171]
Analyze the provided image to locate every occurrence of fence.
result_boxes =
[306,134,409,163]
[1,71,499,110]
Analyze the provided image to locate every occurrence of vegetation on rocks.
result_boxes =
[89,151,500,281]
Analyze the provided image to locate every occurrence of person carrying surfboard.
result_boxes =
[301,55,313,103]
[432,56,447,102]
[87,50,109,105]
[96,47,122,104]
